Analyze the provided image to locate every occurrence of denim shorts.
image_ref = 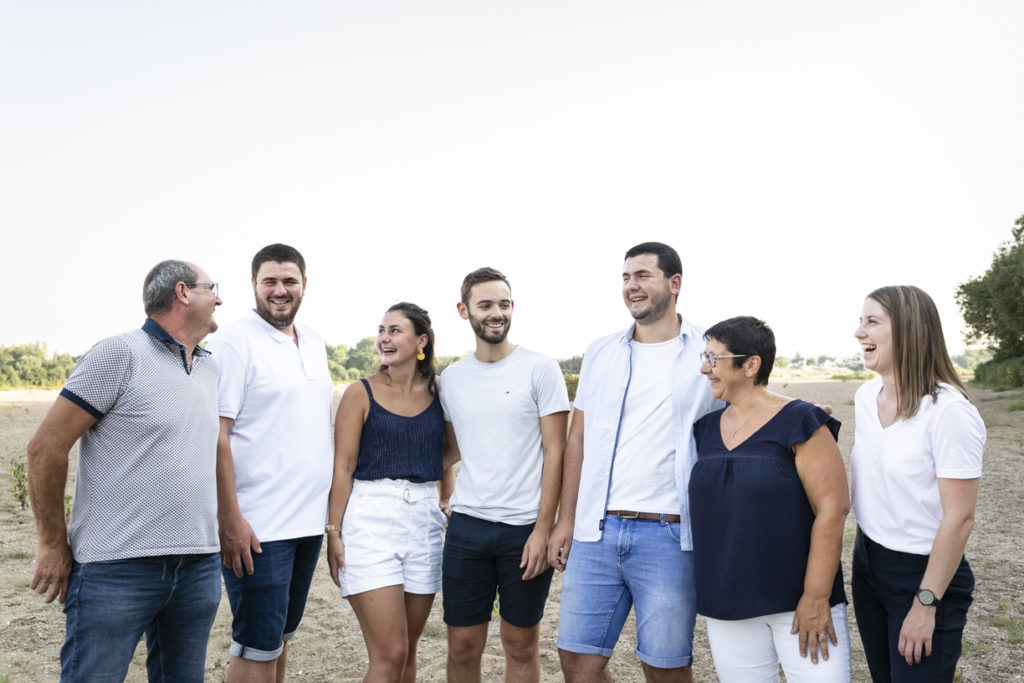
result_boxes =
[557,515,697,669]
[339,478,446,597]
[61,553,220,682]
[442,511,554,628]
[222,535,323,661]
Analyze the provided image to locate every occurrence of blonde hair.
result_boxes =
[867,285,969,419]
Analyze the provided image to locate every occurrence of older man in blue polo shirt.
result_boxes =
[27,259,223,682]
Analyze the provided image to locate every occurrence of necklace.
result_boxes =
[729,393,769,438]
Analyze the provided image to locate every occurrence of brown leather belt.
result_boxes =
[605,510,681,523]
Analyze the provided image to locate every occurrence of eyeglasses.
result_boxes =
[186,282,219,298]
[700,351,747,367]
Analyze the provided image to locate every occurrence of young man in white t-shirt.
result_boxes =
[548,242,720,683]
[440,267,570,683]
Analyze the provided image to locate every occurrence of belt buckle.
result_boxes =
[622,510,641,519]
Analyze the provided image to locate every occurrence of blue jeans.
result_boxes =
[557,515,697,669]
[61,553,221,682]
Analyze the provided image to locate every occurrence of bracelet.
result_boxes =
[325,524,342,534]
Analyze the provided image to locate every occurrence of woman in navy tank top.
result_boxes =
[325,302,455,682]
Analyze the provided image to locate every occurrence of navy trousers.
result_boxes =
[852,533,974,683]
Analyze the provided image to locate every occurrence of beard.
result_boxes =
[255,296,301,329]
[469,314,511,345]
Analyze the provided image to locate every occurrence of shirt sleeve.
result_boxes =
[931,399,985,479]
[533,356,570,417]
[61,336,133,418]
[787,401,841,448]
[207,339,246,419]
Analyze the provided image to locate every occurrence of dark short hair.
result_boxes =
[460,267,511,305]
[383,302,437,396]
[143,260,198,316]
[705,316,776,386]
[251,243,306,280]
[624,242,682,279]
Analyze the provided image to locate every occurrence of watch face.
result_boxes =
[917,589,936,606]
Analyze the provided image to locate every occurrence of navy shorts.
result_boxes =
[442,512,553,628]
[221,535,322,661]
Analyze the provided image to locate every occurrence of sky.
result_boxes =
[3,1,1022,361]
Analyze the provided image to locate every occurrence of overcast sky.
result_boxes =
[3,1,1022,360]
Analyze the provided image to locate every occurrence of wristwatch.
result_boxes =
[916,588,941,607]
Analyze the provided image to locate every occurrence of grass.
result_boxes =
[421,620,446,639]
[989,601,1024,644]
[0,550,33,560]
[831,371,873,381]
[1005,400,1024,412]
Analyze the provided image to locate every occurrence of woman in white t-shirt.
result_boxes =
[851,285,985,683]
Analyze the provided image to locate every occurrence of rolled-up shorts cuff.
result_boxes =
[230,640,282,662]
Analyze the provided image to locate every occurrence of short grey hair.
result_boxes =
[143,260,198,316]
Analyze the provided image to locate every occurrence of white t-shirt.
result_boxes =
[851,377,985,555]
[440,346,570,525]
[208,310,335,542]
[605,338,680,513]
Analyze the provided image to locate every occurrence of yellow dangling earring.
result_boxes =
[417,349,426,361]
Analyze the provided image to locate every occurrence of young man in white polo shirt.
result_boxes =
[440,267,570,683]
[207,244,334,683]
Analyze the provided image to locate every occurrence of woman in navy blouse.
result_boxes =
[689,316,852,682]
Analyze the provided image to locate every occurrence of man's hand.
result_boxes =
[219,511,261,577]
[29,540,72,604]
[547,519,573,572]
[520,528,551,580]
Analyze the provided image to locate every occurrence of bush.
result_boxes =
[973,356,1024,387]
[563,373,579,402]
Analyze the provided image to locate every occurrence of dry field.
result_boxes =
[2,381,1022,681]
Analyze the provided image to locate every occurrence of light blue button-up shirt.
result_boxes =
[572,315,722,550]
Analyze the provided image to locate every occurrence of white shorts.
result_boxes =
[705,603,852,683]
[339,478,446,598]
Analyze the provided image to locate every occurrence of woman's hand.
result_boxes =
[898,601,936,665]
[791,594,836,664]
[326,533,345,588]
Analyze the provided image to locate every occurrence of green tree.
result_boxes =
[345,337,380,378]
[956,215,1024,361]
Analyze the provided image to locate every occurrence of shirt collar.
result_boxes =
[618,314,695,345]
[142,318,211,357]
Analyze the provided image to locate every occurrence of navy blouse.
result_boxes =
[690,399,847,620]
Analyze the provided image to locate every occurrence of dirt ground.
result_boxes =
[2,380,1022,682]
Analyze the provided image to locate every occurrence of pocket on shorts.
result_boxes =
[663,521,681,543]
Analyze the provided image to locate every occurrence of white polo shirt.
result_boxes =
[208,310,334,542]
[851,378,985,555]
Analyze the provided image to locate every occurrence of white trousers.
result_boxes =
[705,603,852,683]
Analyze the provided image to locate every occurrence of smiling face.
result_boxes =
[253,261,305,330]
[700,337,749,403]
[856,297,894,378]
[377,310,426,366]
[622,254,679,325]
[189,265,222,337]
[460,280,513,345]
